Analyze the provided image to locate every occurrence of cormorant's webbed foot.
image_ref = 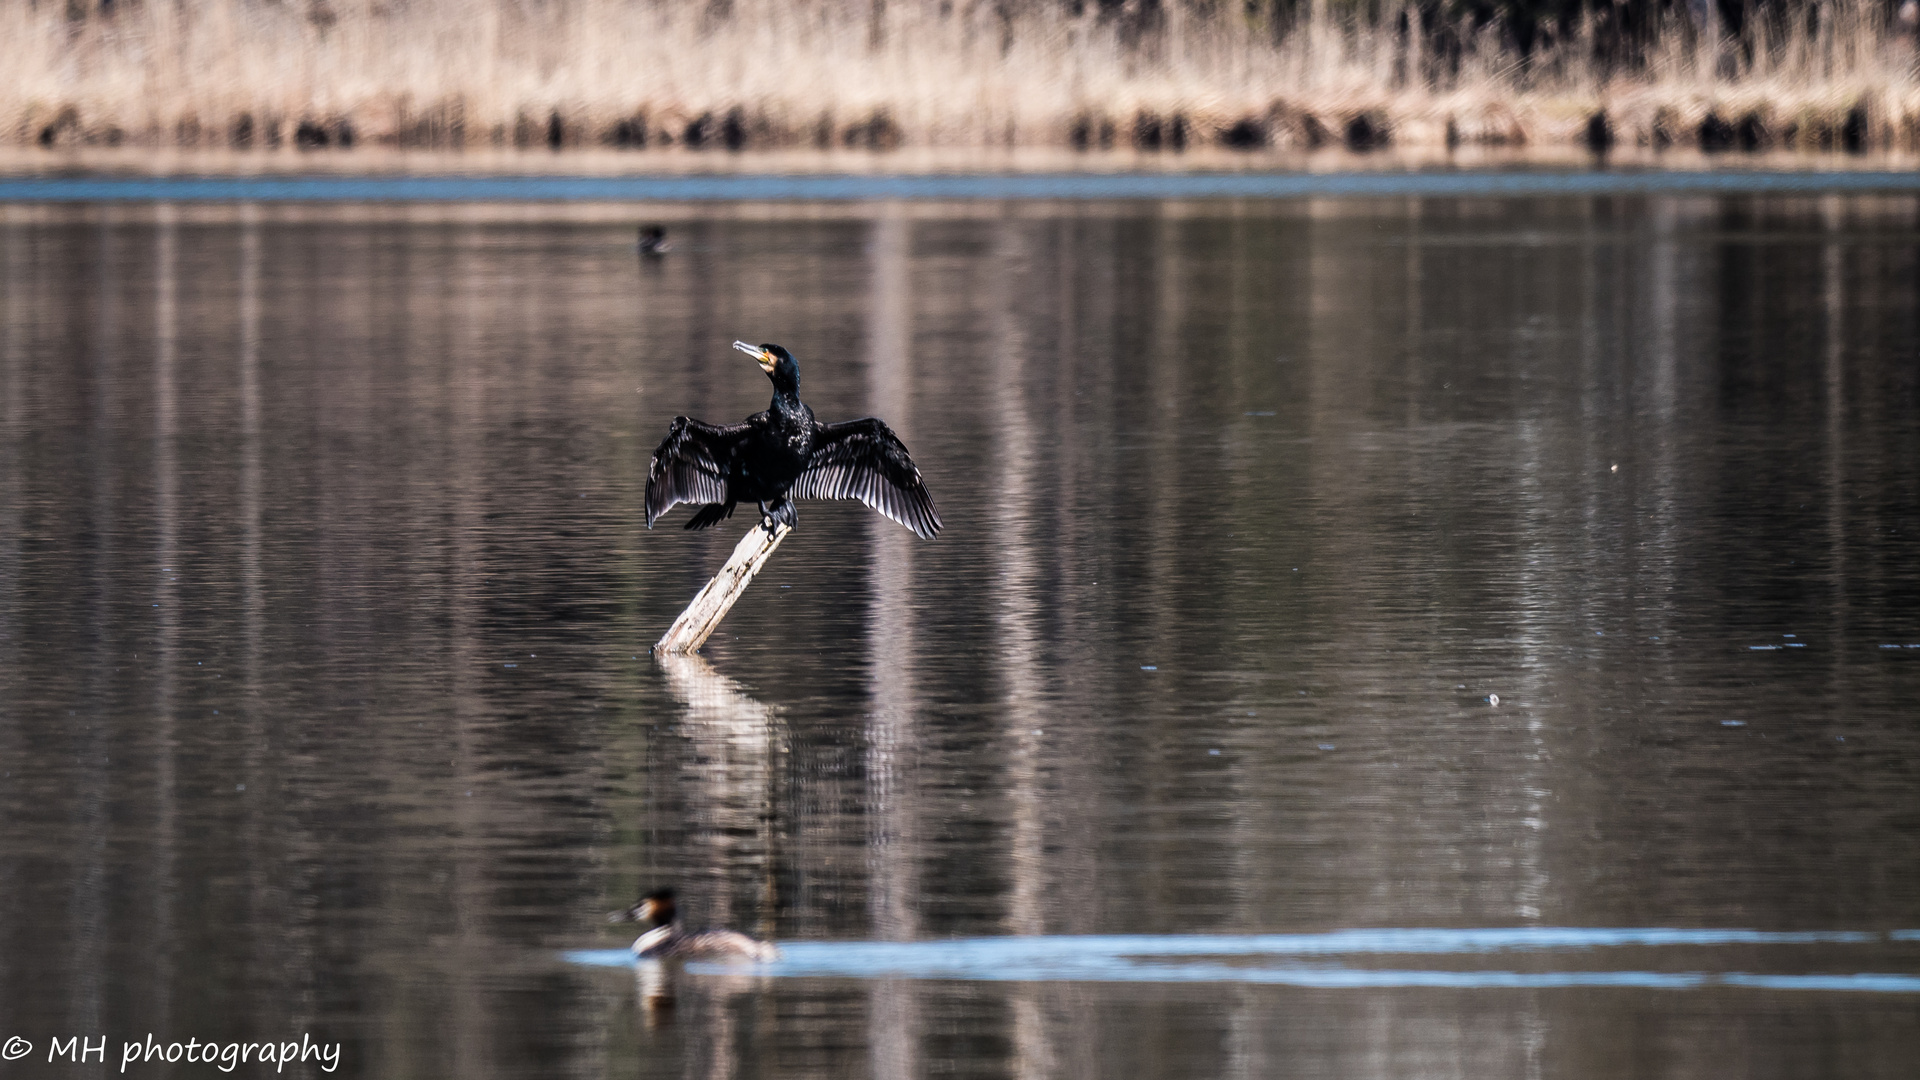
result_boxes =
[760,499,798,532]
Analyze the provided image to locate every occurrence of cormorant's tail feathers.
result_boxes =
[683,503,734,530]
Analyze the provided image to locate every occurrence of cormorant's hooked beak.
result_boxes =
[733,340,776,374]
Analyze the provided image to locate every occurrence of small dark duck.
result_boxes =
[611,888,780,962]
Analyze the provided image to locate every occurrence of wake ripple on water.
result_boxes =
[564,927,1920,993]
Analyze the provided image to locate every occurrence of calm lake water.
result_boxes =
[1,189,1918,1079]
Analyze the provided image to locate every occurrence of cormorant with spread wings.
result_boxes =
[645,342,941,540]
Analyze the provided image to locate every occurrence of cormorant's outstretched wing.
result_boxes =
[646,417,750,527]
[791,418,942,539]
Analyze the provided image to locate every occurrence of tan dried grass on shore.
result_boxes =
[5,0,1917,153]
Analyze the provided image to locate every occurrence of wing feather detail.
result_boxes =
[792,418,942,539]
[645,417,749,527]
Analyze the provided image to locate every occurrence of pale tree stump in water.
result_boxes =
[654,521,791,654]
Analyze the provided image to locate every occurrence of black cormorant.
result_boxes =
[610,888,780,962]
[645,341,941,539]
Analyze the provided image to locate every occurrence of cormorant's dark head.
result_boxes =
[733,341,799,395]
[611,888,678,927]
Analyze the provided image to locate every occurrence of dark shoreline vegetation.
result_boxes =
[7,0,1919,156]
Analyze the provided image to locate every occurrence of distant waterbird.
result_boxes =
[611,888,780,962]
[638,225,671,255]
[646,341,941,539]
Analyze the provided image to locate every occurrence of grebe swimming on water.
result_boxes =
[611,888,780,962]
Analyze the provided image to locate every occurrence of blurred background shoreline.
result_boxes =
[6,145,1920,180]
[7,0,1919,166]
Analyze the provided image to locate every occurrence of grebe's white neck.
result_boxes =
[631,924,676,957]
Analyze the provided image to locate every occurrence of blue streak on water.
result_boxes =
[7,170,1920,204]
[566,949,642,968]
[1721,973,1920,993]
[562,928,1920,992]
[750,954,1725,989]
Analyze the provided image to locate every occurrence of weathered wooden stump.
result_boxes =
[653,521,791,654]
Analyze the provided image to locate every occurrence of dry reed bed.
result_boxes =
[6,0,1919,154]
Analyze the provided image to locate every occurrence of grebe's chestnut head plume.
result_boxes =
[611,888,678,927]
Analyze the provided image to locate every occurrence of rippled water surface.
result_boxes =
[1,192,1918,1079]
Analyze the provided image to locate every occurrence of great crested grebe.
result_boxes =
[610,888,781,962]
